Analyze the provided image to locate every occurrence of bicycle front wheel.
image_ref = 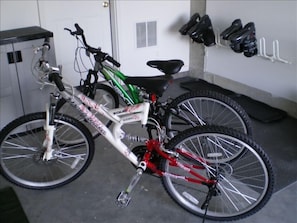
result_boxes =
[56,83,119,139]
[165,90,252,138]
[0,112,94,189]
[161,126,274,221]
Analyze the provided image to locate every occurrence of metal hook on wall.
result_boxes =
[272,40,291,64]
[258,37,274,61]
[214,29,226,47]
[213,29,292,64]
[258,37,292,64]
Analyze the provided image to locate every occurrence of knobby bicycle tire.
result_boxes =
[165,90,253,138]
[56,83,120,139]
[0,112,95,190]
[161,125,274,221]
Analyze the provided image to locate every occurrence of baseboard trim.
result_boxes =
[203,72,297,119]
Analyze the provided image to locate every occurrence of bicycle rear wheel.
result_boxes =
[0,112,94,189]
[56,83,119,139]
[161,126,274,221]
[165,90,252,138]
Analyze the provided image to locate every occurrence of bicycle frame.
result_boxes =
[44,86,149,166]
[9,33,270,219]
[35,37,215,192]
[44,85,215,186]
[100,62,142,105]
[143,140,215,185]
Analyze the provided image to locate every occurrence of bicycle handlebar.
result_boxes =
[35,23,122,93]
[33,37,65,91]
[42,37,51,56]
[49,72,65,91]
[65,23,121,68]
[74,23,84,35]
[105,55,121,68]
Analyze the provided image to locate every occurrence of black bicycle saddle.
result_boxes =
[220,19,242,40]
[124,75,173,97]
[179,13,200,35]
[146,59,184,75]
[187,15,216,46]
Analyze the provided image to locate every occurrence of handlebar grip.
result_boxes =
[40,37,50,61]
[106,56,121,67]
[43,37,51,50]
[74,23,84,35]
[49,73,65,91]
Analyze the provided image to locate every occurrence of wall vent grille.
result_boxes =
[136,21,157,48]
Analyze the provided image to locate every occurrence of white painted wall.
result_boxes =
[0,1,40,30]
[114,0,190,76]
[37,0,112,85]
[4,0,295,104]
[0,0,112,86]
[205,0,297,103]
[1,0,190,79]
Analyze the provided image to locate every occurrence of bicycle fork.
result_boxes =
[42,93,59,161]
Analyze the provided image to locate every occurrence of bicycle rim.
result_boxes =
[0,112,94,189]
[165,91,252,138]
[161,126,273,221]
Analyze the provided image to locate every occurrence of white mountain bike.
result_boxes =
[0,38,274,222]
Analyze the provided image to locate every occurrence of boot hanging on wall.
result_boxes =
[187,15,216,47]
[179,13,216,47]
[221,20,258,57]
[179,13,200,35]
[220,19,242,40]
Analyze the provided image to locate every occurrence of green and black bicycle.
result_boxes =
[57,24,252,139]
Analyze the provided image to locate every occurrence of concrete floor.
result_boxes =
[1,77,296,223]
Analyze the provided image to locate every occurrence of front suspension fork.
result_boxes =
[42,92,59,161]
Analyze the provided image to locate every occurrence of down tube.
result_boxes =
[102,67,140,104]
[69,94,139,165]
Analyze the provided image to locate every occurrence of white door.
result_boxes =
[38,0,112,85]
[114,0,190,76]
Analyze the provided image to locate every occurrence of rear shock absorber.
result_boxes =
[124,134,148,143]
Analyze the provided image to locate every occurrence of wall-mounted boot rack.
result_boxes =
[214,30,292,64]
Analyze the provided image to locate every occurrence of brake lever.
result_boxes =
[64,28,76,36]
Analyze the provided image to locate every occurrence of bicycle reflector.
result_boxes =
[150,93,157,103]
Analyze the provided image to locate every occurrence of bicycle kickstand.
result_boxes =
[201,184,220,223]
[116,161,146,207]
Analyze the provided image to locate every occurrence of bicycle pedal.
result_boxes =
[116,191,131,207]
